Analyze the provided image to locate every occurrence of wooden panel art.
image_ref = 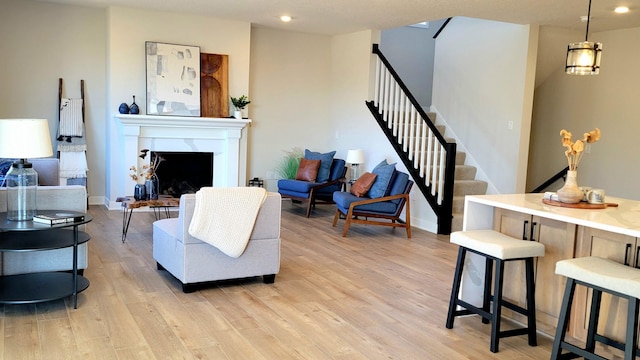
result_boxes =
[200,53,229,118]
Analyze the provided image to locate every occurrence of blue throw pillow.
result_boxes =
[0,158,16,187]
[369,159,396,198]
[304,149,336,183]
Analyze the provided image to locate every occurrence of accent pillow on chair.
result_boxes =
[368,159,396,198]
[350,172,377,197]
[295,158,321,182]
[304,149,336,183]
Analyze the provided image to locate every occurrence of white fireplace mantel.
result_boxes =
[107,115,251,209]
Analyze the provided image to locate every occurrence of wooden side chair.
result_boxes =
[332,171,413,237]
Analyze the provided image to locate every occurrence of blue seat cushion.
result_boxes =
[333,191,398,214]
[368,159,396,198]
[278,178,320,199]
[305,149,336,183]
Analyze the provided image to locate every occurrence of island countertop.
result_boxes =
[463,193,640,238]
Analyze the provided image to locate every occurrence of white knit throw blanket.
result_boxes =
[188,187,267,258]
[59,98,84,137]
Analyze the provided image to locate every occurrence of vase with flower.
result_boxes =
[130,149,164,200]
[556,128,601,203]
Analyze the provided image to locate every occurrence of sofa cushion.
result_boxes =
[369,160,396,198]
[350,172,377,197]
[295,158,321,182]
[304,149,336,183]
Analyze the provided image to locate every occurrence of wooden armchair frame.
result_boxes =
[332,181,413,238]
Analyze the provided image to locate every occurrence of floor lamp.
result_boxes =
[0,119,53,221]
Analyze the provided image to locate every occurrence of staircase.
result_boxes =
[367,44,487,234]
[433,123,488,232]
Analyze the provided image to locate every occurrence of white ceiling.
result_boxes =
[37,0,640,35]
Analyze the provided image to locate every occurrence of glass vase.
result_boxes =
[134,183,146,201]
[145,174,159,200]
[557,170,583,204]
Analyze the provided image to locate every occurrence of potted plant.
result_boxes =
[230,95,251,119]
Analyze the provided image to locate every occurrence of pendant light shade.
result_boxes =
[566,41,602,75]
[565,0,602,75]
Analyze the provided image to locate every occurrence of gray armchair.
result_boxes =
[153,192,281,292]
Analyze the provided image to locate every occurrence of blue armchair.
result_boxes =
[332,171,413,237]
[278,159,347,217]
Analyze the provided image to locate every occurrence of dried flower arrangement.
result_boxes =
[129,149,163,183]
[560,128,601,171]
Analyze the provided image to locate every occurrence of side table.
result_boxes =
[0,210,92,309]
[116,195,180,243]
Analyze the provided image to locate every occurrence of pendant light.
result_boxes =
[565,0,602,75]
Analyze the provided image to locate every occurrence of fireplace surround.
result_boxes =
[109,115,250,209]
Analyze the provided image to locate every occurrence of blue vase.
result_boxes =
[145,174,159,200]
[129,95,139,114]
[134,184,146,201]
[118,102,130,114]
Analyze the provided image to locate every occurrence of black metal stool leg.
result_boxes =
[490,259,505,353]
[624,297,639,360]
[446,247,467,329]
[525,257,538,346]
[551,278,576,359]
[585,288,602,353]
[482,257,493,324]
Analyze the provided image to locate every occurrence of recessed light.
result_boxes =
[614,6,629,14]
[280,15,292,22]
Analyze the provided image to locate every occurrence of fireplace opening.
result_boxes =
[151,151,213,198]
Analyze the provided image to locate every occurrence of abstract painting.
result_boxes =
[146,41,201,116]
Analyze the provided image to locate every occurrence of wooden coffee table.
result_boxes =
[116,195,180,243]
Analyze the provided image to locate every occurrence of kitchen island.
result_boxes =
[460,193,640,343]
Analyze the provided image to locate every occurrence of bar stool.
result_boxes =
[551,256,640,360]
[445,229,545,353]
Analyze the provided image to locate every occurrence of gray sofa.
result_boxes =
[0,158,88,275]
[153,192,281,292]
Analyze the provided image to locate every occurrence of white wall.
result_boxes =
[248,28,333,192]
[432,17,538,194]
[0,0,106,202]
[105,7,252,203]
[380,20,447,108]
[529,26,640,200]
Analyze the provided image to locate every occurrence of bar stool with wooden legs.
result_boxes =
[551,256,640,360]
[445,230,545,353]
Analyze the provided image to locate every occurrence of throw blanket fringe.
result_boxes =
[188,187,267,258]
[59,98,84,137]
[59,151,88,178]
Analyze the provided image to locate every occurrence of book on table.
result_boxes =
[33,213,85,225]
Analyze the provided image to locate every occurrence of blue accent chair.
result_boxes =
[277,159,347,217]
[332,171,413,237]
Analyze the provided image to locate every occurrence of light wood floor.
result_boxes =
[0,201,555,359]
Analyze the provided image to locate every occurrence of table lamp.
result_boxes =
[0,119,53,221]
[346,149,365,182]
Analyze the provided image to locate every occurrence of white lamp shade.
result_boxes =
[346,149,365,164]
[0,119,53,158]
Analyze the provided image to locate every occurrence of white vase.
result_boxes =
[234,110,242,119]
[557,170,583,204]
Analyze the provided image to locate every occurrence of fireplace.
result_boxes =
[110,114,250,210]
[152,151,213,197]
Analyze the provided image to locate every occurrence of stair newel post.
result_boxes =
[438,142,457,235]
